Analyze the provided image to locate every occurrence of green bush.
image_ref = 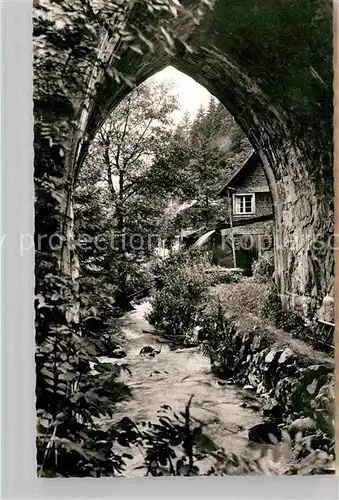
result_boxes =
[125,261,153,300]
[146,251,210,337]
[35,274,132,478]
[78,276,123,355]
[210,278,271,318]
[260,282,283,322]
[261,283,310,334]
[204,267,244,285]
[197,298,236,375]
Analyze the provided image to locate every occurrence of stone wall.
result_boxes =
[210,323,335,444]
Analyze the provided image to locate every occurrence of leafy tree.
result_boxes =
[74,79,180,309]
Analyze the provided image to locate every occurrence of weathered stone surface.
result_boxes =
[296,365,333,395]
[250,335,262,352]
[312,376,335,435]
[252,353,260,363]
[265,349,282,364]
[139,345,161,357]
[111,347,127,359]
[307,379,319,396]
[302,364,333,377]
[278,348,295,365]
[259,348,271,361]
[239,345,247,358]
[243,384,255,391]
[289,417,316,436]
[274,377,295,407]
[256,382,266,396]
[248,373,260,388]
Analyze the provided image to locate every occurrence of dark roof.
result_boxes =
[180,226,206,241]
[217,150,261,197]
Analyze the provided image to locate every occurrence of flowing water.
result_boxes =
[99,301,286,476]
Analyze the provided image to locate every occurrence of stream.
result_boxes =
[98,301,286,476]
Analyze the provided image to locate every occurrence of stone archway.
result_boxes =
[55,0,334,319]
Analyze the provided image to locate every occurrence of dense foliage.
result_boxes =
[147,250,211,339]
[252,252,275,281]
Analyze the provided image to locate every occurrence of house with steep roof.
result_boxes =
[213,150,274,270]
[217,151,273,221]
[180,151,274,273]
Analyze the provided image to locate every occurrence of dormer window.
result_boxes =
[233,193,255,215]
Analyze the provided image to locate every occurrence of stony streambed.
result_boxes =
[98,302,289,476]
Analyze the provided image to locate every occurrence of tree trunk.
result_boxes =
[115,170,133,311]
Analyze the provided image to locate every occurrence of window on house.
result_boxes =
[233,194,255,215]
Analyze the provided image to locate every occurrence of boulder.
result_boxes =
[256,382,267,395]
[243,384,255,391]
[216,380,227,386]
[248,373,260,388]
[263,399,284,420]
[111,347,127,358]
[248,422,282,444]
[278,348,295,364]
[299,364,333,381]
[239,345,247,358]
[281,362,297,376]
[274,378,292,405]
[252,353,260,363]
[306,378,318,395]
[250,335,262,352]
[139,345,161,357]
[289,417,316,436]
[265,349,282,364]
[242,333,253,348]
